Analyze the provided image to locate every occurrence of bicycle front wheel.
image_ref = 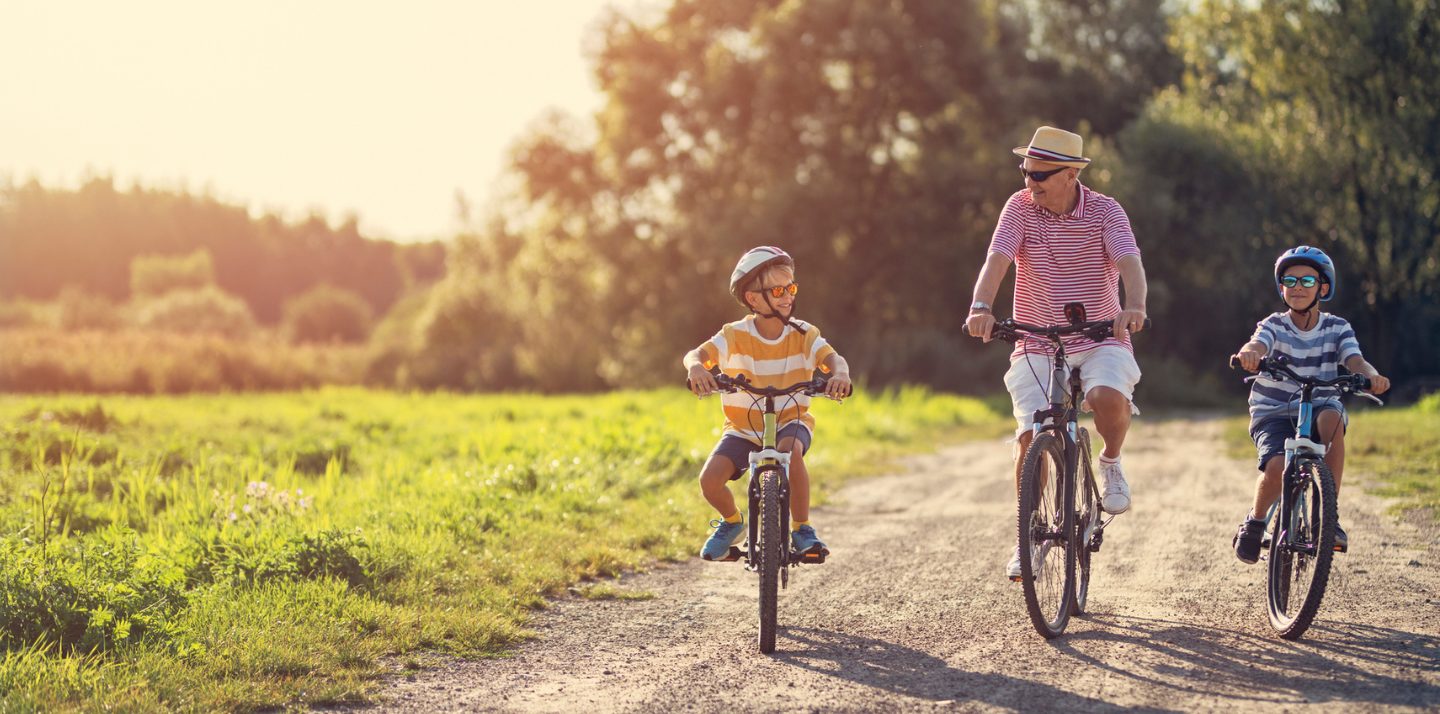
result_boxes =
[1072,427,1099,616]
[1018,431,1075,639]
[757,467,784,653]
[1267,459,1337,639]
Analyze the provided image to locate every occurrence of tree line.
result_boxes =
[4,0,1436,402]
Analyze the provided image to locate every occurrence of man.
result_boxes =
[964,126,1149,580]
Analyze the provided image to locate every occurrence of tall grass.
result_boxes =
[0,386,1003,712]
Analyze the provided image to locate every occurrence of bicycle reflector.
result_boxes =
[1065,302,1087,326]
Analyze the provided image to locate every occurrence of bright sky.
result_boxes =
[0,1,642,242]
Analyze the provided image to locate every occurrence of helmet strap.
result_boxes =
[1289,292,1321,328]
[752,291,802,333]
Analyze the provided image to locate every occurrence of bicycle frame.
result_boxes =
[745,397,791,571]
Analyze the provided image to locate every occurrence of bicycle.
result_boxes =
[1229,353,1382,639]
[988,304,1150,639]
[696,373,844,653]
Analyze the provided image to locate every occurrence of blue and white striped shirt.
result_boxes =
[1248,312,1364,425]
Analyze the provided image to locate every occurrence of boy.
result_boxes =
[1232,246,1389,563]
[684,246,852,561]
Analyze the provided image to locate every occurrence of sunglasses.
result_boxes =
[755,282,799,299]
[1019,164,1068,182]
[1280,275,1320,288]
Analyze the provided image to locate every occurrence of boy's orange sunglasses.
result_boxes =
[754,282,799,299]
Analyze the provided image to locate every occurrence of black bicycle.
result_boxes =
[989,305,1149,639]
[701,373,842,653]
[1230,354,1381,639]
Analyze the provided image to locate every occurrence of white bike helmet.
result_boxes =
[729,246,794,308]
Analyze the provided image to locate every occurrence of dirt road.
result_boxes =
[348,416,1440,713]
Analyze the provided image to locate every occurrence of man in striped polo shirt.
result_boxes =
[964,126,1150,581]
[1231,246,1389,563]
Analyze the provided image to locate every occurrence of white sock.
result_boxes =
[1098,454,1120,466]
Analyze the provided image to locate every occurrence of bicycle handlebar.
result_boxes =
[989,317,1152,345]
[687,373,851,399]
[1229,354,1382,404]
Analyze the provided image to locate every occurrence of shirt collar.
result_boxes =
[1031,181,1087,219]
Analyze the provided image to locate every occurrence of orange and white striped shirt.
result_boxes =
[700,316,837,445]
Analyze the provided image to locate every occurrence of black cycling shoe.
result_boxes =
[1233,517,1267,564]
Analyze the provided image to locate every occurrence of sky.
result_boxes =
[0,1,645,242]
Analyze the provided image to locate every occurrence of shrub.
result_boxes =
[56,286,123,331]
[0,299,53,328]
[133,286,257,338]
[281,284,373,344]
[129,249,216,299]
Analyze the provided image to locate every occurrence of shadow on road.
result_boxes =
[770,626,1177,713]
[1060,614,1440,708]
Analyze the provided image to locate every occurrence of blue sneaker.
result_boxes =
[701,518,745,561]
[791,524,827,555]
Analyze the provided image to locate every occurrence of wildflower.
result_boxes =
[242,504,252,514]
[228,512,237,521]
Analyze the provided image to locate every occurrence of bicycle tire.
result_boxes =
[1018,431,1075,638]
[757,467,783,653]
[1072,427,1099,615]
[1267,458,1337,639]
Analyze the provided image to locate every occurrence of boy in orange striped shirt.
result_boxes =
[684,247,852,561]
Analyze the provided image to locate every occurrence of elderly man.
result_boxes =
[964,126,1149,581]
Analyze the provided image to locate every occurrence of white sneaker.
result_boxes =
[1005,545,1024,581]
[1100,459,1131,514]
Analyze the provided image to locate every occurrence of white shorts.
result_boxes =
[1004,343,1142,438]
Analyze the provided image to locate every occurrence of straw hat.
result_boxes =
[1013,126,1090,169]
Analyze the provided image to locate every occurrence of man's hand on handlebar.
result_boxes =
[965,312,996,343]
[1112,308,1147,339]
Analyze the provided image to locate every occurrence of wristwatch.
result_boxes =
[969,301,991,312]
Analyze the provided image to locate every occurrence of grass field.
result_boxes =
[1221,393,1440,517]
[0,386,1008,713]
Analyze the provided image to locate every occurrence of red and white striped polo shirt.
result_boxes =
[987,183,1141,358]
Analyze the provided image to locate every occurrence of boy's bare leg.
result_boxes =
[1251,455,1284,517]
[1317,409,1346,493]
[698,454,740,519]
[1087,385,1131,459]
[778,436,809,523]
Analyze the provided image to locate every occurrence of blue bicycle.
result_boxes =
[1231,354,1382,639]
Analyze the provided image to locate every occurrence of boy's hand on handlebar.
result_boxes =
[1233,350,1264,373]
[824,373,853,400]
[1366,373,1390,395]
[1112,309,1147,338]
[687,364,719,397]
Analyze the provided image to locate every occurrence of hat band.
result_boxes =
[1024,146,1084,163]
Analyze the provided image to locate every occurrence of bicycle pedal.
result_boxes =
[1089,530,1104,552]
[719,545,746,562]
[793,546,828,564]
[1334,542,1348,553]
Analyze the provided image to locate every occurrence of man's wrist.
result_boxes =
[969,300,991,313]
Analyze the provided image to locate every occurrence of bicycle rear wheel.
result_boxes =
[757,467,784,653]
[1267,459,1337,639]
[1072,427,1099,615]
[1018,431,1075,638]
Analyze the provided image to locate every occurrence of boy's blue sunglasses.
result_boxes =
[1280,276,1320,288]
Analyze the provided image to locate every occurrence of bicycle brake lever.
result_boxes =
[1358,392,1384,406]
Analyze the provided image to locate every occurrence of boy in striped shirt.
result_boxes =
[1231,246,1389,563]
[684,247,852,562]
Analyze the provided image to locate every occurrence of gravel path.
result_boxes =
[330,416,1440,713]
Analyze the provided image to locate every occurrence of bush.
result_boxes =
[281,284,373,344]
[56,286,123,331]
[0,299,53,328]
[129,249,216,299]
[133,286,257,338]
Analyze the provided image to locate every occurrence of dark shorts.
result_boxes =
[1251,407,1345,471]
[709,423,812,480]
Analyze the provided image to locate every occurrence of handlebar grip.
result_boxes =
[1142,318,1152,330]
[1229,355,1242,371]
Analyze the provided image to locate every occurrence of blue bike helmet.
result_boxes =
[1274,246,1336,301]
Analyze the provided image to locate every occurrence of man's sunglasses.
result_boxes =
[1019,164,1068,182]
[1280,275,1320,288]
[755,283,799,299]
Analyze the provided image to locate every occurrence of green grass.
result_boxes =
[1221,393,1440,518]
[0,386,1004,713]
